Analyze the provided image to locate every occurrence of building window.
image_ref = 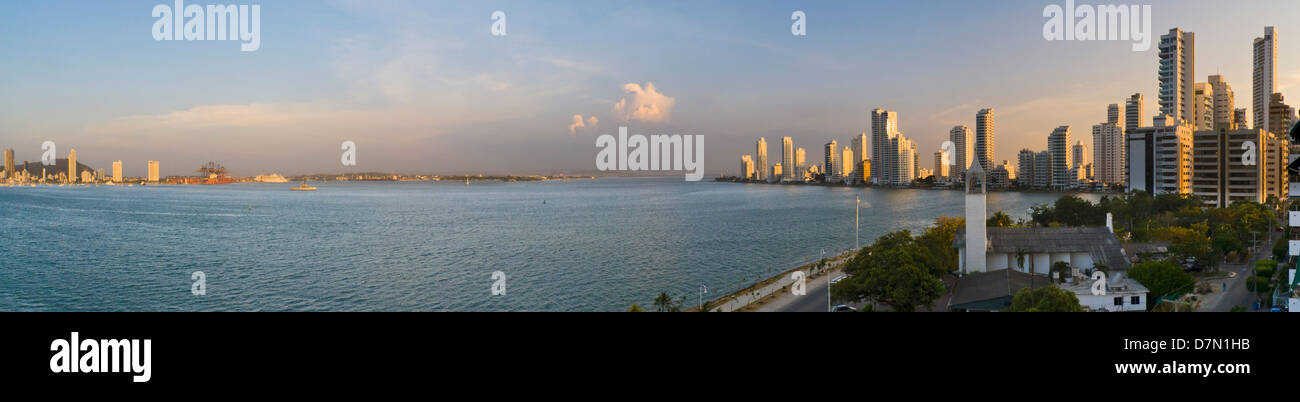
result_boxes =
[1131,296,1140,305]
[1113,297,1123,306]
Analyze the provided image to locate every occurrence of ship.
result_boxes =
[255,173,289,183]
[290,182,317,191]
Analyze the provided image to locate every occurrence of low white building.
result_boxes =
[950,161,1147,311]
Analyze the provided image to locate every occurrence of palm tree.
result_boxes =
[652,292,673,312]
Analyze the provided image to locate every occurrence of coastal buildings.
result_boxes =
[891,135,915,185]
[147,160,160,183]
[1017,149,1036,187]
[858,159,871,183]
[839,147,853,182]
[740,155,755,180]
[1254,27,1278,132]
[112,160,122,183]
[1094,106,1127,185]
[1158,28,1195,125]
[949,125,972,182]
[68,149,77,183]
[851,133,867,183]
[1048,126,1072,189]
[1194,82,1214,131]
[975,108,995,171]
[795,147,806,177]
[770,163,782,182]
[934,150,949,181]
[1126,93,1145,132]
[4,148,12,181]
[1192,125,1274,207]
[1127,115,1194,195]
[1209,75,1235,130]
[824,140,839,182]
[782,136,794,181]
[1072,141,1091,174]
[755,138,768,181]
[871,109,898,185]
[1268,93,1296,136]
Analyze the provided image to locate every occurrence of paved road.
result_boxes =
[1205,230,1278,312]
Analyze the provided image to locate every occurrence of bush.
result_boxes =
[1245,277,1270,293]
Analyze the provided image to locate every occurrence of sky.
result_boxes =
[1,0,1299,177]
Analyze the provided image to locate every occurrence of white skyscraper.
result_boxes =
[1254,26,1278,132]
[851,132,867,183]
[949,125,973,182]
[755,137,768,181]
[891,136,915,185]
[147,160,160,183]
[975,109,995,171]
[841,146,854,182]
[1093,121,1126,185]
[1159,28,1195,125]
[67,148,77,183]
[1126,93,1145,132]
[112,160,122,183]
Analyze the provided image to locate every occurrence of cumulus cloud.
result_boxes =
[568,114,599,135]
[613,82,675,123]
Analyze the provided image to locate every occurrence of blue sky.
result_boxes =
[1,0,1298,176]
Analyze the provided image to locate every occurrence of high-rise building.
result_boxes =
[1254,27,1278,132]
[1158,28,1195,125]
[1125,93,1145,132]
[1048,126,1072,188]
[740,155,755,180]
[824,140,839,181]
[112,160,122,183]
[67,149,77,183]
[911,142,920,180]
[1192,126,1274,207]
[1208,75,1236,130]
[1107,103,1120,125]
[1127,115,1194,195]
[851,133,868,183]
[147,160,160,183]
[1093,121,1126,185]
[1017,149,1037,187]
[1194,82,1214,131]
[771,163,782,182]
[795,147,806,177]
[755,138,768,181]
[3,149,13,181]
[1034,150,1052,189]
[975,108,995,171]
[841,146,854,182]
[1235,108,1250,128]
[871,109,899,184]
[891,136,915,185]
[934,150,949,181]
[1268,93,1295,136]
[948,125,973,182]
[782,137,794,181]
[1071,141,1091,170]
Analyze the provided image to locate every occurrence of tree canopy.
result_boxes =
[1006,286,1084,312]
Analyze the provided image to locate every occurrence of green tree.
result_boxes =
[627,304,645,312]
[987,211,1014,228]
[1128,260,1195,310]
[1050,261,1071,283]
[834,230,946,312]
[1005,286,1084,312]
[1151,222,1216,269]
[652,292,677,312]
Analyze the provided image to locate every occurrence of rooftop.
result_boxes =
[954,226,1131,271]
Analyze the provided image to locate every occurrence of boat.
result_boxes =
[291,182,317,191]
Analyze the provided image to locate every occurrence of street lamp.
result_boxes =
[856,195,861,250]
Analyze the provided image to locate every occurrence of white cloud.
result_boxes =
[568,114,599,135]
[613,82,675,123]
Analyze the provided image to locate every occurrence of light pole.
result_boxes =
[699,284,707,312]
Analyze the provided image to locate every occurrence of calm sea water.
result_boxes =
[0,178,1096,311]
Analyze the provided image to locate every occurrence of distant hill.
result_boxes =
[16,159,95,178]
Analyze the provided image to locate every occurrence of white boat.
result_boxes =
[291,182,317,191]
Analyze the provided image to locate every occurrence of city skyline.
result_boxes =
[2,1,1300,177]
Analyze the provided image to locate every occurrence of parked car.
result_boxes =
[832,304,857,312]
